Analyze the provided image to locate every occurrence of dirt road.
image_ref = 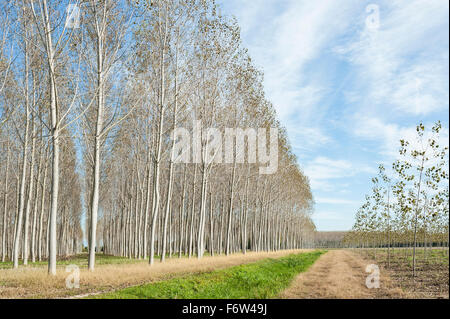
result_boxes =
[280,250,405,299]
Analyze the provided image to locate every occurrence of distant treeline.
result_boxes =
[314,231,348,248]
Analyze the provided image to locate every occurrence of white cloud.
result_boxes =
[353,116,449,160]
[315,197,359,205]
[313,211,344,221]
[220,0,361,152]
[353,116,415,157]
[303,156,375,191]
[220,0,449,231]
[335,0,449,116]
[287,125,332,153]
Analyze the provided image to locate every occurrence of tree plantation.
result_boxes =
[345,121,449,293]
[0,0,316,275]
[0,0,448,302]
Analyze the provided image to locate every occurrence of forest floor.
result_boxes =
[0,249,310,298]
[280,249,449,299]
[1,249,447,299]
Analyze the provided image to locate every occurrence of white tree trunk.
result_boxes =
[1,140,9,262]
[13,41,30,268]
[88,16,105,271]
[23,116,36,265]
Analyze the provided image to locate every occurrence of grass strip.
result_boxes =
[93,250,326,299]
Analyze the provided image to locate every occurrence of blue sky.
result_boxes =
[218,0,449,231]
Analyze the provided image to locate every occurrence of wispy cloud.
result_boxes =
[314,211,344,221]
[353,116,450,160]
[335,0,449,117]
[315,197,359,205]
[303,156,375,192]
[221,0,362,152]
[220,0,449,231]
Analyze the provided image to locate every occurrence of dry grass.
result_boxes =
[279,250,406,299]
[0,249,310,299]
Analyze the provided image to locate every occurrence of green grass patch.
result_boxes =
[93,250,326,299]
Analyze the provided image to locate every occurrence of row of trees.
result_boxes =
[345,121,449,277]
[314,231,347,249]
[0,0,316,275]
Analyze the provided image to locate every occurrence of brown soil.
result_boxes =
[280,250,406,299]
[366,249,449,299]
